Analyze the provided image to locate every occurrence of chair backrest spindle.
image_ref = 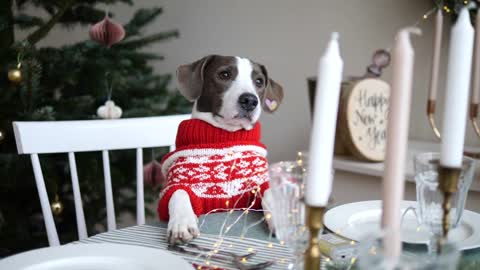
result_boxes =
[136,148,145,225]
[30,154,60,246]
[102,150,116,231]
[68,152,88,239]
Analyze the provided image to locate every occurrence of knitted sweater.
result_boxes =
[157,119,269,221]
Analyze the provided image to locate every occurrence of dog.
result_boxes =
[158,55,283,244]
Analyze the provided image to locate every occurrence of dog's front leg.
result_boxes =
[167,190,199,244]
[261,188,275,232]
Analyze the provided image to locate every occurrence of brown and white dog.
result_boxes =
[164,55,283,244]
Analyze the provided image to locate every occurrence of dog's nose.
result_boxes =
[238,93,258,112]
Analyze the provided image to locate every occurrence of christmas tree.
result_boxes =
[0,0,190,256]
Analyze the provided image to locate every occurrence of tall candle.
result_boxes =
[381,27,421,259]
[471,9,480,106]
[440,7,474,168]
[428,9,443,101]
[305,32,343,207]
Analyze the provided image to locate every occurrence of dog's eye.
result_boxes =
[218,70,231,80]
[255,78,264,87]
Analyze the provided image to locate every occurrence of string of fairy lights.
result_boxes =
[188,155,280,269]
[185,2,478,269]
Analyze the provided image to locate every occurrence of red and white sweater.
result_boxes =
[157,119,269,221]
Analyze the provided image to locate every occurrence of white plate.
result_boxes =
[324,200,480,250]
[0,243,194,270]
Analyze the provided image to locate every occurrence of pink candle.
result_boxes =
[471,9,480,106]
[381,27,421,259]
[428,9,443,102]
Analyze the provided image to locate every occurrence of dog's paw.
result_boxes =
[167,212,199,244]
[262,188,275,233]
[167,190,199,245]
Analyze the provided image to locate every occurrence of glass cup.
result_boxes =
[357,230,461,270]
[268,161,308,270]
[413,152,475,253]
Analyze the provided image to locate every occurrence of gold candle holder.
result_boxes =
[437,166,461,250]
[304,205,325,270]
[427,99,441,140]
[470,103,480,138]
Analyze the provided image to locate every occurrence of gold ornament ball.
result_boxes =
[8,68,22,83]
[51,199,64,216]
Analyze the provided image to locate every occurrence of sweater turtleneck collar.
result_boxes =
[175,119,262,148]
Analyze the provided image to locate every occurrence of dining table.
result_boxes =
[3,209,480,269]
[70,209,480,270]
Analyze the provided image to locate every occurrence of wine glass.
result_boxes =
[268,161,308,270]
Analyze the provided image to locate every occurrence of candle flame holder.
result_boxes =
[427,99,441,140]
[437,166,461,251]
[304,205,325,270]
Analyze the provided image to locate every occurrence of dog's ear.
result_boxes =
[177,55,214,101]
[260,65,284,113]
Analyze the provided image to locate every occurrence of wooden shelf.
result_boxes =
[333,140,480,192]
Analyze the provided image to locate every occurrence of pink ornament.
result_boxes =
[89,16,125,48]
[143,160,165,189]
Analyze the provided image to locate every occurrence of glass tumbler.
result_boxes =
[414,152,475,253]
[269,161,308,270]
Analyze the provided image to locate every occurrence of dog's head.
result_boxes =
[177,55,284,131]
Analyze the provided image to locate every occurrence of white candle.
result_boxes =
[440,7,474,168]
[428,9,443,102]
[381,27,421,259]
[471,10,480,105]
[305,32,343,207]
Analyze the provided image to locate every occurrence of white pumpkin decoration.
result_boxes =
[97,100,122,119]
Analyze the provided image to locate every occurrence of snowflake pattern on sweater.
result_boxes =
[157,119,269,221]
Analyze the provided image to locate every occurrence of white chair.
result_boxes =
[12,114,190,246]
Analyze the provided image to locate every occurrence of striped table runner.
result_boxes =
[73,224,297,270]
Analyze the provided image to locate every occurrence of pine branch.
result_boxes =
[25,0,76,45]
[57,5,105,25]
[116,30,179,50]
[124,7,163,37]
[14,14,45,29]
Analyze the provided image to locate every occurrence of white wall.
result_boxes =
[35,0,480,163]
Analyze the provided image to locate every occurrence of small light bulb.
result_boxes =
[247,247,254,252]
[267,243,273,248]
[423,14,428,19]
